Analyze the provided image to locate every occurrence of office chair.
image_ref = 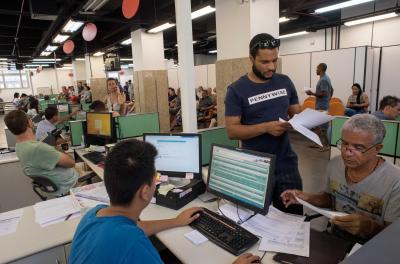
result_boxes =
[78,171,97,185]
[28,175,59,201]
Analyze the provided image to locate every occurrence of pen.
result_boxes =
[65,213,73,221]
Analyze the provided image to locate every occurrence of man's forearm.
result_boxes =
[138,219,180,236]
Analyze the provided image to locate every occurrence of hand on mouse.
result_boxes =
[174,207,203,226]
[232,253,261,264]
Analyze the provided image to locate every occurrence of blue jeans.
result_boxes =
[345,108,365,117]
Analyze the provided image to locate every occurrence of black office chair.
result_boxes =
[28,176,59,201]
[78,171,97,185]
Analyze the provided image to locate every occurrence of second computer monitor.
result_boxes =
[143,133,202,179]
[207,144,275,215]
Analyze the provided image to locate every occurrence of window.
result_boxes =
[0,70,29,89]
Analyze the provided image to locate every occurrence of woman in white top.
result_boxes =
[345,83,369,117]
[103,78,125,115]
[27,98,39,118]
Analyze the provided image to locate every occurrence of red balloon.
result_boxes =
[82,23,97,42]
[63,40,75,54]
[122,0,140,19]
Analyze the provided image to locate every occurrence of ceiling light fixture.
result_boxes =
[191,5,216,20]
[279,31,309,39]
[120,38,132,45]
[208,50,217,54]
[45,45,58,52]
[75,58,85,61]
[279,17,290,23]
[62,19,84,33]
[40,51,52,56]
[33,58,61,62]
[148,22,175,33]
[315,0,374,14]
[93,51,105,56]
[53,34,69,43]
[120,58,133,61]
[344,12,398,26]
[175,41,197,47]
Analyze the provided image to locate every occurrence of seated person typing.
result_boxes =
[281,114,400,241]
[69,139,260,264]
[5,110,78,196]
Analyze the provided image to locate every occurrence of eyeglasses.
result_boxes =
[336,138,380,154]
[250,39,280,51]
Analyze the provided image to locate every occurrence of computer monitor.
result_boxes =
[143,133,202,179]
[57,104,69,113]
[207,144,275,215]
[85,112,115,146]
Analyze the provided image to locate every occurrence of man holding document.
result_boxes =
[281,114,400,241]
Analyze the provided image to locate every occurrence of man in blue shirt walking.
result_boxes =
[224,33,303,215]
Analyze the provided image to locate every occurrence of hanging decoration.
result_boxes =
[122,0,140,19]
[82,23,97,41]
[68,72,74,77]
[63,40,75,54]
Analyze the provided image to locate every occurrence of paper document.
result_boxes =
[71,182,110,204]
[184,230,208,246]
[0,209,23,236]
[295,196,348,219]
[347,243,363,257]
[34,196,81,227]
[218,203,254,224]
[241,206,310,257]
[290,121,323,147]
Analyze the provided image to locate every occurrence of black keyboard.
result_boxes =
[83,152,106,165]
[189,208,259,256]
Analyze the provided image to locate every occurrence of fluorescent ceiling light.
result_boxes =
[83,0,110,12]
[279,17,290,23]
[191,5,216,20]
[315,0,374,14]
[53,34,69,43]
[175,41,197,47]
[121,65,129,69]
[33,58,61,62]
[60,67,73,70]
[279,31,309,39]
[75,58,85,61]
[63,64,73,67]
[120,58,133,61]
[148,22,175,33]
[25,64,50,67]
[120,38,132,45]
[344,12,398,26]
[93,51,104,56]
[40,51,52,56]
[62,19,84,33]
[208,50,217,54]
[0,58,7,61]
[45,45,58,52]
[128,64,134,67]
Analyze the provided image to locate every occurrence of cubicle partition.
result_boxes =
[198,126,239,166]
[115,112,160,139]
[69,120,85,146]
[39,99,57,111]
[330,116,400,163]
[81,102,91,112]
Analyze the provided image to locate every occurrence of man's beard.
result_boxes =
[252,65,274,81]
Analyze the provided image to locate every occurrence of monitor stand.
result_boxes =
[166,177,191,189]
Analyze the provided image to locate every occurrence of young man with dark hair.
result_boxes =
[69,139,260,264]
[373,95,400,120]
[12,92,20,106]
[36,106,78,141]
[225,33,303,214]
[4,110,78,195]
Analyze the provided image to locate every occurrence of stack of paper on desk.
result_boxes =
[0,209,23,236]
[241,206,310,257]
[281,108,335,147]
[70,182,110,209]
[34,196,80,227]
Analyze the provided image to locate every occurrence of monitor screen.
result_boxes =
[86,112,113,138]
[207,144,275,214]
[57,104,69,113]
[144,133,201,177]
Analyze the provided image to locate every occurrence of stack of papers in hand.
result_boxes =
[295,196,348,219]
[70,182,109,209]
[34,196,80,227]
[0,209,23,236]
[280,108,335,147]
[241,206,310,257]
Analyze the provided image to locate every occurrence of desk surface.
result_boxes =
[0,152,18,165]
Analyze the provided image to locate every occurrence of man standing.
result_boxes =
[225,33,302,214]
[306,63,333,151]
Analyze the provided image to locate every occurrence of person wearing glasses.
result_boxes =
[225,33,303,215]
[281,114,400,241]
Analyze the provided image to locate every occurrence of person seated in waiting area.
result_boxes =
[372,95,400,120]
[35,106,78,143]
[345,83,369,117]
[69,139,260,264]
[281,114,400,241]
[5,110,78,196]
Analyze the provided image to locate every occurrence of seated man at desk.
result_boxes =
[35,106,78,143]
[281,114,400,241]
[4,110,78,195]
[372,95,400,121]
[69,139,260,264]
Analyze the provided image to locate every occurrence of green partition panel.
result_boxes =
[397,123,400,158]
[81,102,91,112]
[39,99,57,111]
[69,120,85,146]
[199,126,239,166]
[330,117,348,145]
[115,112,160,139]
[380,121,398,156]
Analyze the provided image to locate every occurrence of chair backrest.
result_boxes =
[302,99,316,110]
[28,175,58,201]
[329,102,345,116]
[330,97,343,104]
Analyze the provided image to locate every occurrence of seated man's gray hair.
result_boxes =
[342,114,386,145]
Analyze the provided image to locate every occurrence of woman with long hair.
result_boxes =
[345,83,369,116]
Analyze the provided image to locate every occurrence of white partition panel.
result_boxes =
[378,45,400,103]
[311,48,356,104]
[280,53,311,104]
[365,47,380,111]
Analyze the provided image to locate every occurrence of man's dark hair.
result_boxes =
[104,139,158,206]
[318,63,327,72]
[249,33,279,58]
[89,100,106,112]
[21,93,27,97]
[44,106,58,120]
[44,95,50,100]
[379,96,400,110]
[14,92,19,98]
[4,110,29,135]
